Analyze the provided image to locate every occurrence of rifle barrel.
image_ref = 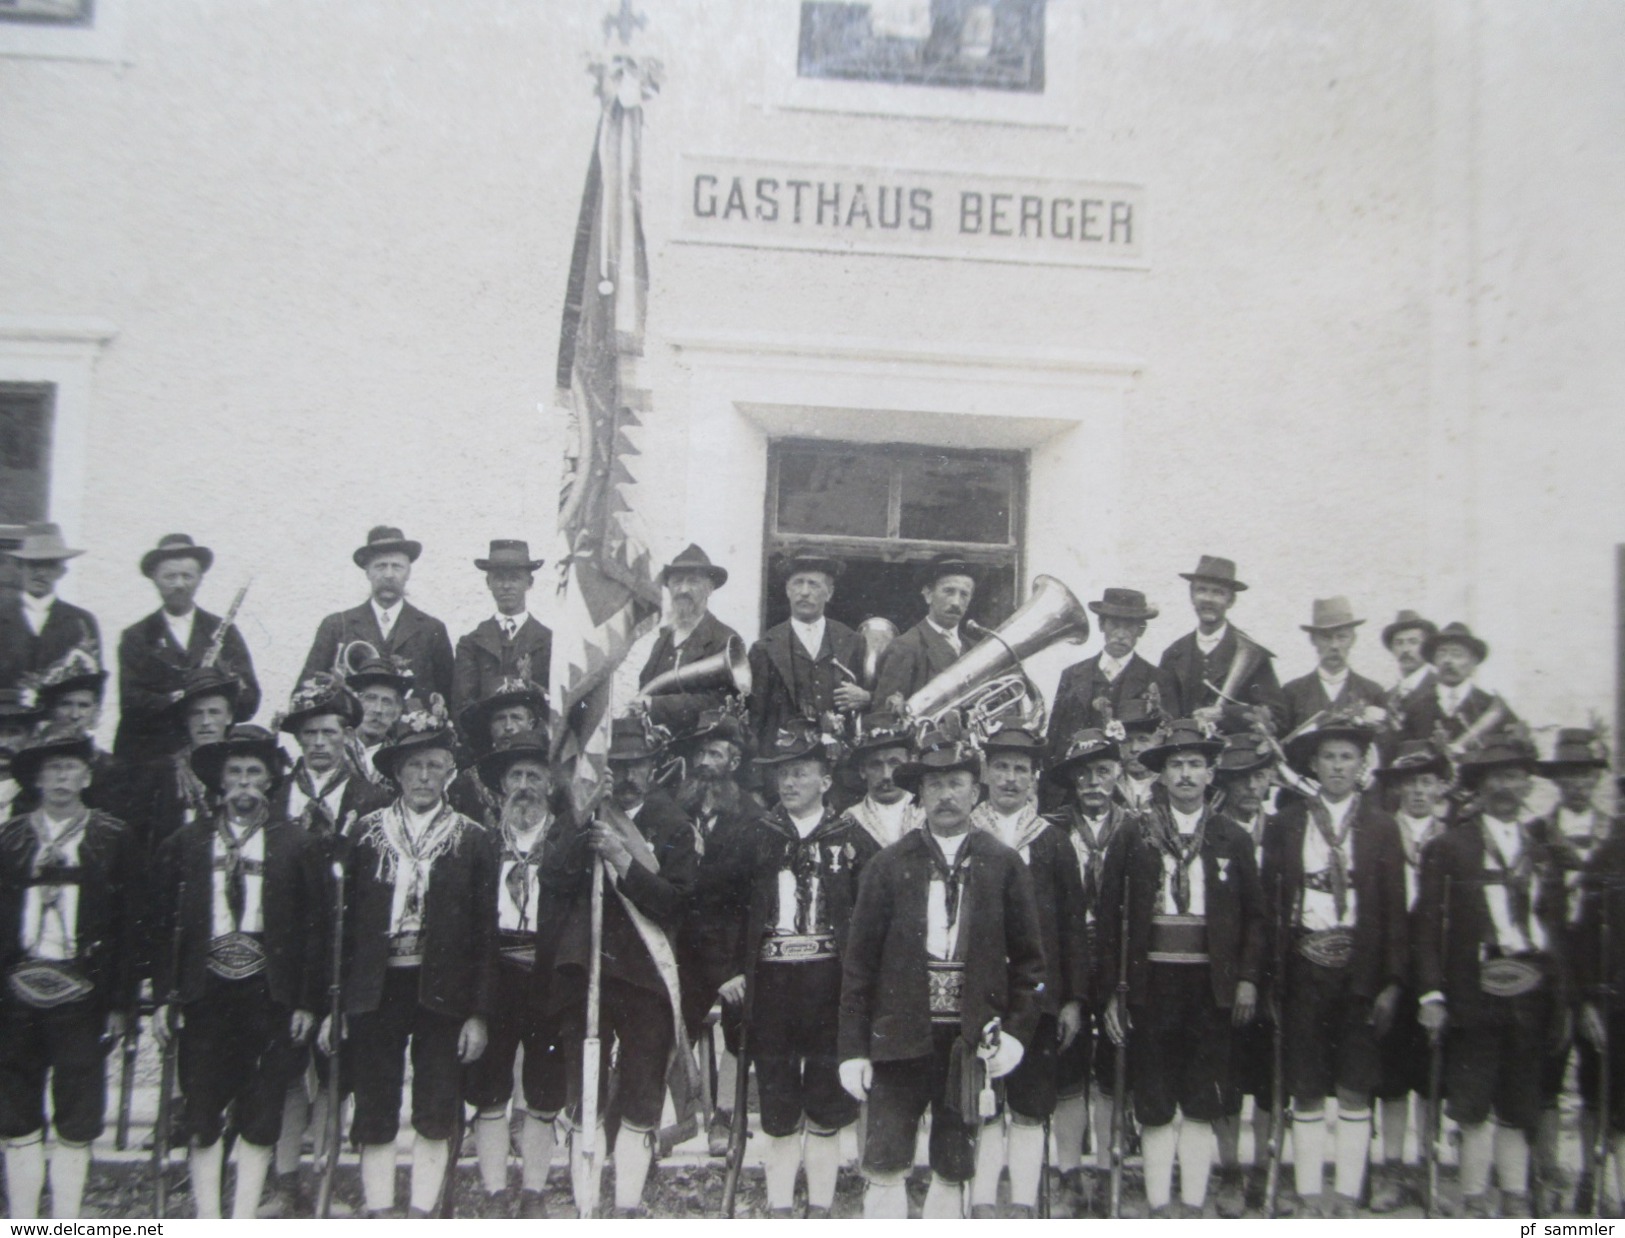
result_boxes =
[317,860,346,1219]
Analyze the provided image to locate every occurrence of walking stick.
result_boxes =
[721,974,754,1216]
[579,851,606,1218]
[1108,877,1130,1219]
[1039,1115,1052,1217]
[317,860,346,1220]
[1424,875,1450,1219]
[1264,874,1292,1220]
[153,878,186,1220]
[1591,882,1611,1218]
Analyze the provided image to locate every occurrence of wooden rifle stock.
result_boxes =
[1109,876,1130,1219]
[198,581,250,670]
[721,989,752,1217]
[1264,874,1291,1219]
[1424,875,1450,1218]
[1591,882,1611,1218]
[153,878,186,1219]
[317,860,346,1219]
[114,1000,141,1150]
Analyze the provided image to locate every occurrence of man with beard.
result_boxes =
[1380,611,1438,739]
[150,726,320,1219]
[465,730,566,1218]
[1400,622,1515,746]
[727,721,878,1218]
[0,732,139,1220]
[322,712,497,1219]
[449,678,548,825]
[345,657,409,783]
[0,524,99,693]
[1098,719,1263,1218]
[1415,731,1572,1218]
[747,552,867,752]
[0,691,45,821]
[837,712,924,851]
[637,545,742,733]
[1047,589,1162,770]
[115,534,259,764]
[839,735,1046,1219]
[451,539,552,716]
[967,725,1088,1218]
[301,527,454,705]
[1157,556,1286,735]
[873,555,982,710]
[539,717,697,1217]
[1115,696,1167,812]
[1281,599,1387,736]
[1263,720,1408,1217]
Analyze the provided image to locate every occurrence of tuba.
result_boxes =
[856,617,899,691]
[1445,695,1510,758]
[903,574,1092,741]
[333,640,381,682]
[635,634,753,703]
[1203,629,1274,712]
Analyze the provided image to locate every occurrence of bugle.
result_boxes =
[635,635,752,703]
[332,639,382,682]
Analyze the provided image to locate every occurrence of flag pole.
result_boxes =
[580,850,606,1217]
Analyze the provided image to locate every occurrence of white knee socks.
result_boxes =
[1053,1094,1088,1173]
[612,1124,653,1211]
[922,1172,964,1217]
[1333,1108,1370,1200]
[1458,1121,1494,1198]
[275,1087,308,1176]
[1177,1119,1215,1208]
[1493,1121,1530,1197]
[519,1111,555,1194]
[804,1129,841,1210]
[762,1132,802,1209]
[1007,1120,1046,1208]
[1293,1111,1325,1200]
[1141,1122,1177,1209]
[408,1135,449,1214]
[1379,1096,1407,1165]
[864,1176,909,1218]
[474,1110,509,1194]
[4,1135,45,1219]
[359,1142,396,1213]
[51,1139,91,1219]
[231,1140,273,1219]
[970,1119,1006,1206]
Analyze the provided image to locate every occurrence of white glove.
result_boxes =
[839,1058,873,1100]
[984,1033,1025,1079]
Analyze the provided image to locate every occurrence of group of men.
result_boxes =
[0,520,1618,1220]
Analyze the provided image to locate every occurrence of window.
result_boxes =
[0,0,92,26]
[0,383,54,532]
[798,0,1045,94]
[765,438,1024,632]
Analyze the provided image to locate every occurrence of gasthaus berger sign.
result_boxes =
[676,156,1147,269]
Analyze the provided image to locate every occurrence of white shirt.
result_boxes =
[1437,681,1470,716]
[1317,666,1350,698]
[497,820,548,932]
[1121,774,1156,810]
[21,592,54,636]
[788,808,823,840]
[388,803,442,935]
[1558,807,1601,849]
[164,607,196,651]
[1099,652,1127,683]
[1396,664,1431,695]
[1396,811,1435,907]
[926,618,963,656]
[1301,794,1357,930]
[0,778,19,820]
[984,804,1036,859]
[372,599,403,640]
[494,611,532,640]
[210,820,266,937]
[790,616,827,661]
[1481,814,1547,954]
[1196,623,1229,656]
[286,766,348,826]
[1160,805,1207,916]
[24,813,83,961]
[927,830,968,959]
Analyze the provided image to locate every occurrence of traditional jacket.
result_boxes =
[300,601,455,707]
[0,595,100,692]
[1280,667,1388,736]
[0,808,139,1015]
[451,615,552,717]
[1575,833,1625,1012]
[1048,799,1140,998]
[1157,626,1287,735]
[1397,682,1513,747]
[637,612,742,731]
[446,768,500,830]
[748,618,862,752]
[270,765,390,850]
[839,828,1046,1064]
[1260,794,1408,1000]
[114,608,260,762]
[677,797,762,1007]
[1045,652,1161,767]
[871,619,979,709]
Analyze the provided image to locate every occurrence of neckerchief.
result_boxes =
[921,828,974,936]
[846,796,923,849]
[293,761,348,837]
[1480,816,1536,941]
[1396,812,1442,870]
[1147,799,1212,915]
[970,800,1047,854]
[765,807,839,934]
[215,806,267,931]
[26,809,89,955]
[1305,793,1358,922]
[362,801,464,929]
[1067,805,1120,908]
[499,811,552,933]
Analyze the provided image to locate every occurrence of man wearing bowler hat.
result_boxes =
[452,540,552,717]
[1157,556,1286,736]
[0,523,99,694]
[1380,610,1439,729]
[872,554,984,711]
[301,526,455,706]
[1399,621,1514,746]
[637,545,743,734]
[1281,598,1388,737]
[748,551,868,753]
[1047,588,1162,771]
[115,534,260,764]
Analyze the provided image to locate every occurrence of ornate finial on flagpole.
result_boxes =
[604,0,646,45]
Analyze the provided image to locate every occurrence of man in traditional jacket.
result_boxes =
[836,711,925,852]
[1046,588,1162,770]
[1399,621,1513,746]
[1280,598,1387,736]
[0,733,138,1220]
[748,551,868,752]
[872,554,983,710]
[1415,731,1573,1218]
[839,735,1046,1219]
[1098,719,1264,1217]
[151,725,321,1218]
[301,527,455,706]
[451,539,552,716]
[1156,556,1286,735]
[0,524,99,693]
[1263,717,1408,1216]
[449,678,547,826]
[321,711,497,1218]
[636,545,742,733]
[967,725,1088,1218]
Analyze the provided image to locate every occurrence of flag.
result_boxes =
[550,55,664,817]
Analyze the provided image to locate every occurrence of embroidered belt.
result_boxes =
[498,930,537,969]
[1148,914,1208,964]
[388,931,423,968]
[1296,926,1355,970]
[1480,956,1545,998]
[5,960,93,1009]
[759,933,837,963]
[206,932,267,981]
[928,961,966,1023]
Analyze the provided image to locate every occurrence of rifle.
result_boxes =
[199,580,251,670]
[1108,875,1130,1219]
[1264,874,1297,1219]
[436,1089,467,1217]
[1591,882,1611,1218]
[153,878,185,1220]
[114,997,142,1149]
[1039,1115,1052,1218]
[1424,875,1450,1218]
[578,851,606,1218]
[316,860,346,1220]
[721,980,753,1216]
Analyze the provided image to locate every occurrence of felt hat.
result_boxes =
[457,679,549,748]
[346,657,412,696]
[474,539,544,572]
[1116,696,1166,733]
[1373,740,1452,783]
[1381,609,1438,649]
[1178,554,1248,593]
[353,525,423,569]
[140,533,213,578]
[659,544,728,588]
[1538,728,1610,775]
[1137,719,1225,773]
[10,522,83,563]
[1300,596,1365,634]
[981,724,1044,759]
[0,689,45,729]
[607,716,665,763]
[9,731,94,790]
[1284,722,1377,775]
[894,735,982,792]
[1047,728,1123,784]
[777,550,845,581]
[475,728,553,793]
[277,674,362,734]
[916,553,979,589]
[25,646,107,704]
[679,706,750,752]
[372,709,459,783]
[847,710,915,759]
[1456,730,1538,784]
[755,718,829,768]
[191,723,287,794]
[163,666,241,721]
[1088,587,1158,621]
[1215,732,1276,778]
[1424,621,1489,664]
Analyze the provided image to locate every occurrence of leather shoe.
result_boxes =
[519,1189,548,1219]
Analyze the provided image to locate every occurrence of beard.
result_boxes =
[500,788,551,833]
[676,769,740,816]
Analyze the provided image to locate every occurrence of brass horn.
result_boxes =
[636,634,753,703]
[1446,695,1510,759]
[903,574,1092,740]
[857,617,899,691]
[1203,629,1274,711]
[333,640,382,681]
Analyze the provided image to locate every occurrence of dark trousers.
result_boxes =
[1003,1013,1060,1121]
[346,966,464,1144]
[463,961,562,1115]
[863,1024,979,1184]
[554,975,673,1131]
[1129,963,1231,1126]
[751,958,856,1136]
[1375,986,1428,1100]
[0,999,109,1144]
[1444,988,1554,1130]
[178,973,303,1148]
[1281,952,1382,1099]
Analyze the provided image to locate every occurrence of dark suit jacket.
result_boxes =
[0,809,140,1016]
[451,615,552,717]
[1261,795,1408,1000]
[839,829,1046,1063]
[872,620,979,710]
[1280,668,1387,736]
[1576,834,1625,1011]
[637,612,742,732]
[748,619,862,753]
[677,799,764,1016]
[0,595,100,691]
[301,601,454,707]
[114,608,260,762]
[151,816,323,1011]
[1157,626,1287,734]
[1046,652,1160,767]
[1397,682,1514,747]
[1004,821,1090,1015]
